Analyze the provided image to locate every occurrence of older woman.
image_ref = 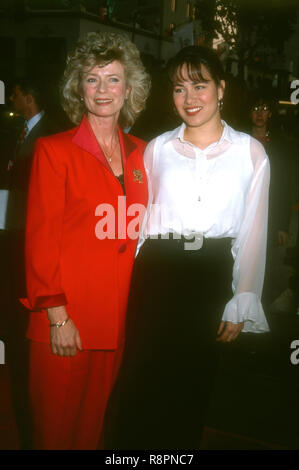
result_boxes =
[21,31,150,450]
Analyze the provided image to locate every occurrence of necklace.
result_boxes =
[101,135,118,163]
[253,129,270,145]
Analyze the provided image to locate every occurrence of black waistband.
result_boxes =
[144,233,233,254]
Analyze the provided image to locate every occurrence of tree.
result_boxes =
[194,0,299,75]
[193,0,217,46]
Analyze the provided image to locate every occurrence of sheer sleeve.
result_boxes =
[136,138,156,255]
[222,137,270,332]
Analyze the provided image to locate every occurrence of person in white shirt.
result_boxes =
[105,45,270,450]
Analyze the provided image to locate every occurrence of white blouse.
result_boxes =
[138,121,270,333]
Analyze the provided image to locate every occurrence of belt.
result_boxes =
[155,231,204,251]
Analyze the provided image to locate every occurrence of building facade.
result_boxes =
[0,0,196,84]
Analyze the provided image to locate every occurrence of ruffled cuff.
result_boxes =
[222,292,269,333]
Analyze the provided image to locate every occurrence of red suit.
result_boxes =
[21,115,148,449]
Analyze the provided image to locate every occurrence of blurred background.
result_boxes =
[0,0,298,450]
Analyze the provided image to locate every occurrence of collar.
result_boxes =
[165,120,234,146]
[25,110,45,136]
[72,114,137,170]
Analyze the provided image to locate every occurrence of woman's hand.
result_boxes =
[47,306,82,357]
[216,321,244,343]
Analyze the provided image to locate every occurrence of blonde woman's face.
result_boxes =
[81,60,130,121]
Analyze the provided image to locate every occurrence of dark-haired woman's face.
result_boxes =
[172,63,224,130]
[250,102,271,129]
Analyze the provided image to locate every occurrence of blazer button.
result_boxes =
[118,243,127,253]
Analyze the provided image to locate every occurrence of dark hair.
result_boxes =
[248,89,275,113]
[13,77,44,109]
[167,45,225,87]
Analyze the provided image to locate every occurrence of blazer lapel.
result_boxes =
[118,128,137,171]
[72,115,111,171]
[72,115,137,172]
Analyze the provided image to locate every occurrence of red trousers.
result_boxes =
[28,340,123,450]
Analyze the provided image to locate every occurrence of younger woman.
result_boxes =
[106,45,270,449]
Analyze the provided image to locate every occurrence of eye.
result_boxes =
[174,87,184,94]
[109,77,120,83]
[86,77,96,83]
[195,84,205,91]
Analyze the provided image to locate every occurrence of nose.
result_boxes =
[97,79,107,93]
[185,88,196,104]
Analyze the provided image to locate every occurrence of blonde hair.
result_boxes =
[61,31,151,127]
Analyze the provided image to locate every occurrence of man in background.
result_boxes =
[5,77,57,448]
[6,78,55,238]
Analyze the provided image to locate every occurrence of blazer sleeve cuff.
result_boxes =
[20,293,67,311]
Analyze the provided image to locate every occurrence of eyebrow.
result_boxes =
[84,72,121,77]
[173,79,209,86]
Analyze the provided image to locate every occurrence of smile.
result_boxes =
[185,107,203,115]
[95,99,113,105]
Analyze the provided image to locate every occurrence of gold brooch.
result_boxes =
[133,169,143,184]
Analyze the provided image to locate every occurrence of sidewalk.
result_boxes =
[206,313,299,449]
[0,364,20,450]
[0,312,298,450]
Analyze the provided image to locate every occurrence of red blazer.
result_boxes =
[22,115,148,350]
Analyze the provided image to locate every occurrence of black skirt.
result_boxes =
[104,235,233,449]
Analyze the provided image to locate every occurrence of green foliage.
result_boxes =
[194,0,299,59]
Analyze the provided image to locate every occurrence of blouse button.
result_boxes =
[198,196,201,201]
[118,243,127,253]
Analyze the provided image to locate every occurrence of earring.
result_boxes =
[80,97,84,102]
[218,99,223,110]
